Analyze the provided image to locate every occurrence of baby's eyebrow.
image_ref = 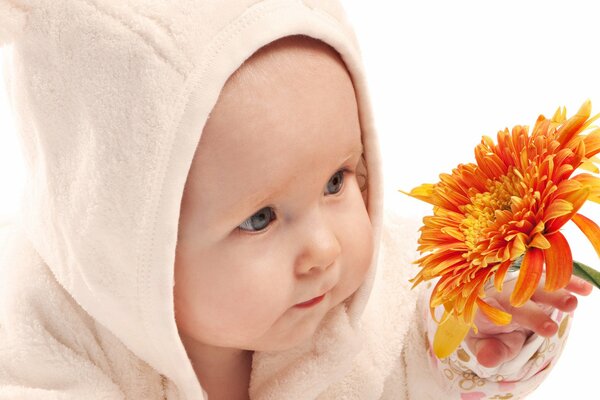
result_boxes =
[347,142,364,161]
[354,143,364,155]
[232,141,364,218]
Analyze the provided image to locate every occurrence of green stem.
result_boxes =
[572,261,600,290]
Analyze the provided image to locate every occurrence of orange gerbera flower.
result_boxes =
[402,100,600,358]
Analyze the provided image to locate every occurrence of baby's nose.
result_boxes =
[293,209,342,275]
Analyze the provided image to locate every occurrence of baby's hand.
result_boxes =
[465,274,593,368]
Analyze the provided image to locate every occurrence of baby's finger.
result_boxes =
[465,330,528,368]
[530,289,577,313]
[564,275,593,296]
[506,300,558,337]
[469,336,509,368]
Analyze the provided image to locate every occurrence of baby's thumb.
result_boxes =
[0,1,29,48]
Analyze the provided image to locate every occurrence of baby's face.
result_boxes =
[174,36,373,353]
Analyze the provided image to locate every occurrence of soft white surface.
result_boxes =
[343,1,599,398]
[1,1,598,397]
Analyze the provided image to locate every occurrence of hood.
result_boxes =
[0,0,384,398]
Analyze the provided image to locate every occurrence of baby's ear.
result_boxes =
[0,1,29,47]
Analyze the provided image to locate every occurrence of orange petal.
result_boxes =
[544,199,573,220]
[572,213,600,259]
[476,298,512,325]
[545,186,590,233]
[583,129,600,158]
[533,114,551,137]
[510,248,544,307]
[433,310,472,359]
[429,256,467,276]
[440,227,466,241]
[493,260,513,292]
[542,232,573,292]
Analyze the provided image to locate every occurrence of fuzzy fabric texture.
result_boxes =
[0,205,430,400]
[0,1,571,398]
[249,206,424,399]
[0,1,28,47]
[0,0,404,398]
[0,0,574,399]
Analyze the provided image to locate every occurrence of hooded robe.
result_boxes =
[0,1,570,399]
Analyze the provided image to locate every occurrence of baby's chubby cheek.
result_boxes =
[173,259,293,346]
[336,212,374,304]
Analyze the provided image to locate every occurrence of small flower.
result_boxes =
[401,100,600,357]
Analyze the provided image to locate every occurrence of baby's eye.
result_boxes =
[238,206,276,232]
[325,169,346,195]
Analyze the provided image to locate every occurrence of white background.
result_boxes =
[0,1,598,398]
[342,1,599,398]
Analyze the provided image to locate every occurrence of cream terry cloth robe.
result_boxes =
[0,1,570,399]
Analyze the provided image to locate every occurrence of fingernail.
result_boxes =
[475,340,484,355]
[543,322,557,335]
[564,296,577,310]
[579,278,591,288]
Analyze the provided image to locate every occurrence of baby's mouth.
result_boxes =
[294,293,327,308]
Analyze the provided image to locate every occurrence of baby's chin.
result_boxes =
[251,292,358,353]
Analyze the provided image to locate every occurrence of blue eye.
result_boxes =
[238,170,347,234]
[238,206,276,232]
[326,170,345,195]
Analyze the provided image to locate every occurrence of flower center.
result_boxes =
[460,169,521,252]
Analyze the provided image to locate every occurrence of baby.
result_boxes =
[173,35,592,399]
[174,36,373,398]
[0,1,591,399]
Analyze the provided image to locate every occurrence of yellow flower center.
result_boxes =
[460,170,521,252]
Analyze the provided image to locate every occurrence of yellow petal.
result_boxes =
[398,184,436,205]
[580,108,600,131]
[551,106,566,123]
[583,130,600,158]
[577,159,600,174]
[529,233,551,249]
[573,173,600,202]
[476,298,512,325]
[433,311,472,359]
[579,158,600,173]
[557,100,592,145]
[509,233,527,259]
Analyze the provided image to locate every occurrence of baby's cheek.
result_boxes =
[220,267,291,329]
[349,194,374,262]
[339,197,374,294]
[352,221,374,284]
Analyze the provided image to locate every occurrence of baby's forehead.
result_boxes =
[196,36,359,158]
[224,35,350,97]
[182,35,362,216]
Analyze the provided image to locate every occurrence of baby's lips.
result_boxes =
[294,283,336,307]
[294,293,326,308]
